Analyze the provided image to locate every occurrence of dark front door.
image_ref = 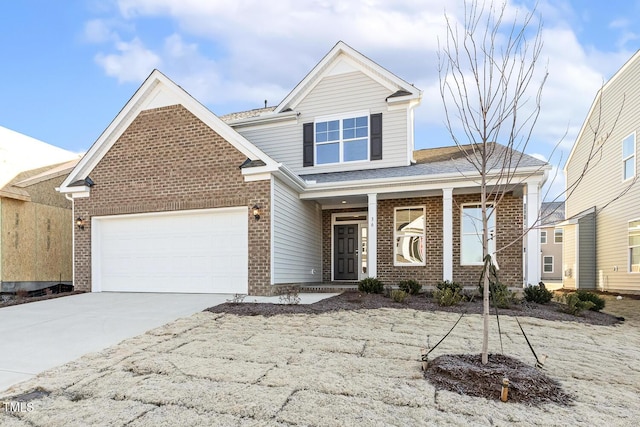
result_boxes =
[334,224,358,280]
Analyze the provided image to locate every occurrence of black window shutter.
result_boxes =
[303,122,314,167]
[370,113,382,160]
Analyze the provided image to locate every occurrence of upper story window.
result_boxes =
[315,114,369,165]
[303,113,382,167]
[394,207,426,266]
[461,204,495,265]
[540,230,547,244]
[623,133,636,181]
[554,228,563,244]
[630,220,640,273]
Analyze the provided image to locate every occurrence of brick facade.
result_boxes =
[73,104,272,295]
[321,193,523,288]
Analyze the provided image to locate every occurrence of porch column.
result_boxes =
[442,188,453,282]
[367,193,377,278]
[526,180,542,286]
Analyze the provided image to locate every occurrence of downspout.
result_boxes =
[65,194,75,288]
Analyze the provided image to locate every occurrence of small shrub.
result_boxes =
[479,282,515,308]
[524,282,553,304]
[278,289,301,305]
[391,289,409,303]
[558,292,595,316]
[398,280,422,295]
[434,287,463,306]
[358,277,384,294]
[575,290,606,312]
[226,294,246,304]
[436,280,463,293]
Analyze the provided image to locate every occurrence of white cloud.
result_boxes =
[85,0,632,175]
[83,19,116,43]
[94,38,162,83]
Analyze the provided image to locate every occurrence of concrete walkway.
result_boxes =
[0,292,336,393]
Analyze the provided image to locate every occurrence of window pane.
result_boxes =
[355,116,368,127]
[356,127,368,138]
[343,128,355,139]
[344,139,368,161]
[624,158,635,180]
[316,143,339,164]
[395,236,425,264]
[316,122,327,132]
[343,118,354,128]
[540,231,547,244]
[630,221,640,246]
[554,229,563,243]
[631,247,640,272]
[623,134,635,157]
[328,120,339,131]
[461,235,483,264]
[328,130,340,141]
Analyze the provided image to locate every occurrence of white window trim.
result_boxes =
[543,255,554,274]
[554,228,563,244]
[629,218,640,274]
[622,132,636,182]
[314,110,370,166]
[394,206,426,267]
[460,203,496,266]
[540,230,547,244]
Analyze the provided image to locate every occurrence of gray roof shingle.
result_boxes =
[301,143,547,183]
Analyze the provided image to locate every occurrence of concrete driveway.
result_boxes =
[0,292,233,392]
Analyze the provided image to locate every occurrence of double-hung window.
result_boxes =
[461,204,495,265]
[554,229,563,244]
[394,207,426,265]
[630,220,640,273]
[540,230,547,244]
[315,113,369,165]
[623,133,636,181]
[543,256,554,273]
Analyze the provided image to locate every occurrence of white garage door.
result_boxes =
[92,207,248,293]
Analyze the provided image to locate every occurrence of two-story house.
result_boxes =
[539,201,564,284]
[563,50,640,293]
[58,41,548,296]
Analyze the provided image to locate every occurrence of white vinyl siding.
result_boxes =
[565,51,640,292]
[272,177,322,283]
[563,225,577,289]
[235,71,409,174]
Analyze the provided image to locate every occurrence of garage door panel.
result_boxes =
[93,208,248,294]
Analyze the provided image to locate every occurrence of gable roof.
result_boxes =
[540,201,565,226]
[1,159,79,201]
[59,70,279,194]
[564,49,640,172]
[274,41,421,114]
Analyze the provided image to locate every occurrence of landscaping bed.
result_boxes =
[0,289,83,309]
[207,291,622,326]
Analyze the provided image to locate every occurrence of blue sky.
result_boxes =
[1,0,639,198]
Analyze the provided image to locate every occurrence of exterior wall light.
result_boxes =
[252,205,261,221]
[76,217,85,230]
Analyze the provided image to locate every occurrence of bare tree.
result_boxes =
[438,0,546,365]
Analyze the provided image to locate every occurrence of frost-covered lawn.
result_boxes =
[1,297,638,426]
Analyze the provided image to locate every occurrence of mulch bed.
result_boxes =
[206,291,623,326]
[424,353,572,405]
[0,291,85,309]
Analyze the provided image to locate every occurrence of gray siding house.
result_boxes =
[540,201,564,283]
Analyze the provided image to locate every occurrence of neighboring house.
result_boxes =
[58,41,549,296]
[0,160,78,292]
[0,126,78,188]
[563,50,640,293]
[539,201,564,282]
